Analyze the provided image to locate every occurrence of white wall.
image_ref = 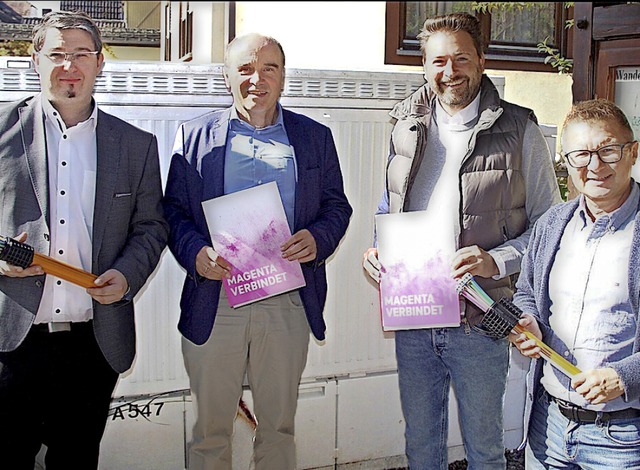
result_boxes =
[234,1,573,132]
[236,1,398,73]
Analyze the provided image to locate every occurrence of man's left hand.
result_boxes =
[281,229,317,263]
[87,269,129,305]
[451,245,498,279]
[572,367,625,404]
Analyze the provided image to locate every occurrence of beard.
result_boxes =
[432,67,482,111]
[65,83,77,98]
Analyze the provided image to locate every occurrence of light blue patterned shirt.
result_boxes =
[224,104,297,232]
[543,183,639,411]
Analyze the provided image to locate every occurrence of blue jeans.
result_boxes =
[526,389,640,469]
[395,325,509,470]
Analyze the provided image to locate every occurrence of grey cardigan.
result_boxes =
[513,186,640,445]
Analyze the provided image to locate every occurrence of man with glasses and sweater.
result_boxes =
[0,11,168,469]
[511,99,640,468]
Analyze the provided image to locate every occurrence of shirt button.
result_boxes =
[58,249,64,255]
[61,161,67,166]
[56,280,62,285]
[60,190,66,196]
[564,351,569,357]
[60,219,65,225]
[55,309,61,314]
[63,135,67,140]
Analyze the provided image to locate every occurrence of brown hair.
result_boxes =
[562,99,634,142]
[32,11,102,53]
[417,12,484,58]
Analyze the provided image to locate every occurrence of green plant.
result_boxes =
[537,37,573,74]
[471,2,575,200]
[0,40,31,57]
[472,2,529,14]
[472,2,574,74]
[103,43,117,59]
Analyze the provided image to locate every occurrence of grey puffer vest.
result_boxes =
[387,75,535,326]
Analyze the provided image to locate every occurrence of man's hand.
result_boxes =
[0,232,44,278]
[508,313,543,359]
[87,269,129,305]
[281,229,317,263]
[362,247,382,283]
[196,246,231,280]
[451,245,499,279]
[572,368,625,404]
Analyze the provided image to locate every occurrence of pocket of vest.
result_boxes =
[502,225,509,242]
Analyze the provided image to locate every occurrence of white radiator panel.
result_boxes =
[99,103,402,396]
[3,61,549,468]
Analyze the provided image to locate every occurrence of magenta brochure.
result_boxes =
[375,211,461,331]
[202,182,306,308]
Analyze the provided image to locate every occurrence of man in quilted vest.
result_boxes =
[362,12,561,469]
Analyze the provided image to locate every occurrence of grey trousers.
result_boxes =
[183,290,310,470]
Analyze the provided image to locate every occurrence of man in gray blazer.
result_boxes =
[0,12,168,469]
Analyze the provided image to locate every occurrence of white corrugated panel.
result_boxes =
[4,61,550,468]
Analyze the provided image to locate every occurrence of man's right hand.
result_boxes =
[196,246,231,280]
[0,232,44,278]
[362,247,381,283]
[508,313,543,359]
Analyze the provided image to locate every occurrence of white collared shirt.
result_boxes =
[409,92,481,238]
[35,98,98,324]
[435,91,481,127]
[542,184,638,411]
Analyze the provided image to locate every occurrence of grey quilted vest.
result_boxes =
[386,76,535,326]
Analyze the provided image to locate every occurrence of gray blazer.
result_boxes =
[0,94,168,373]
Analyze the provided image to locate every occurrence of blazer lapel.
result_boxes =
[283,111,310,231]
[19,95,49,225]
[93,111,119,257]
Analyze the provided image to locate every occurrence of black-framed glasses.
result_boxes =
[562,141,637,168]
[40,51,100,65]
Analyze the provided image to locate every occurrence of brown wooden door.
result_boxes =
[572,2,640,101]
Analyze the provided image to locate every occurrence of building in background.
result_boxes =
[0,0,161,60]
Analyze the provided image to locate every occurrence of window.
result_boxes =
[163,2,171,61]
[178,2,193,61]
[385,2,572,72]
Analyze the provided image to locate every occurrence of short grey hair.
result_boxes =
[224,33,286,70]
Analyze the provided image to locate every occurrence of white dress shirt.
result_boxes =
[35,98,97,324]
[543,184,638,411]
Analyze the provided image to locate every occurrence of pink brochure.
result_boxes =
[375,211,461,331]
[202,182,306,308]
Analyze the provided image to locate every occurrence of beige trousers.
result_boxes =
[183,290,310,470]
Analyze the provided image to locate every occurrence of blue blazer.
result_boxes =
[163,107,352,343]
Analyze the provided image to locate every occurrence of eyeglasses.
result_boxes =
[40,51,100,65]
[562,141,637,168]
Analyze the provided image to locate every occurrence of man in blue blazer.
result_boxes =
[163,33,352,470]
[0,12,168,469]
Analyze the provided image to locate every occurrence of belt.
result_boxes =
[32,321,74,333]
[550,395,640,423]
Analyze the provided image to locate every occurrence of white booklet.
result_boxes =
[375,211,461,331]
[202,181,306,308]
